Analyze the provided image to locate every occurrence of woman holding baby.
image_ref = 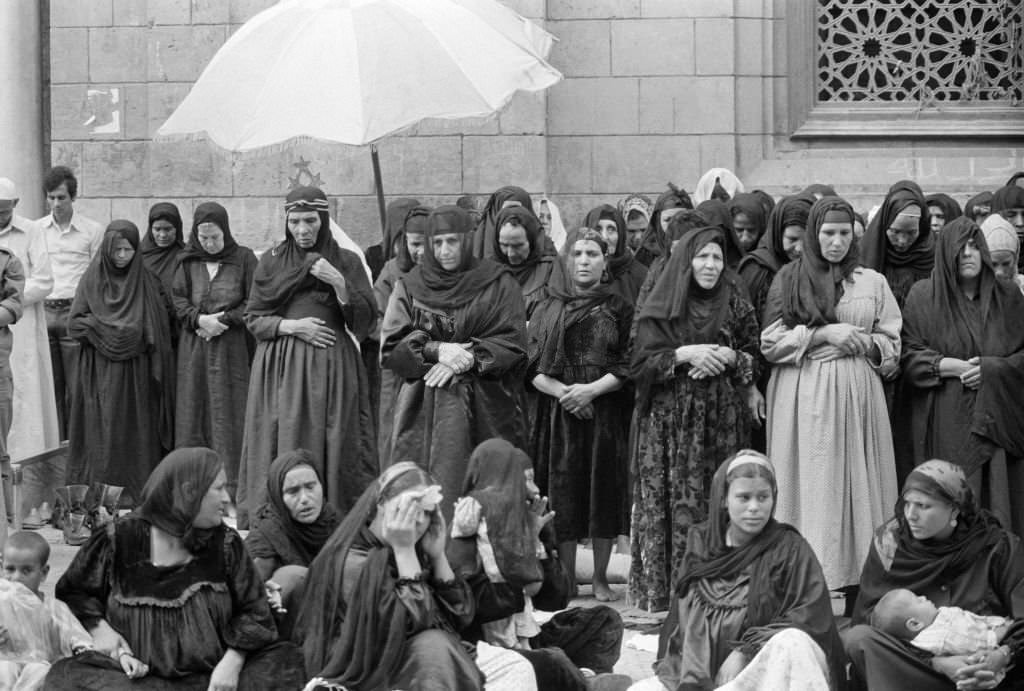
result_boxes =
[845,459,1024,690]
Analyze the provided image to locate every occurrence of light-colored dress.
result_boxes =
[762,267,901,589]
[0,216,58,461]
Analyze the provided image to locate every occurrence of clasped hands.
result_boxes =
[808,323,876,362]
[196,312,228,341]
[675,344,738,379]
[425,342,475,388]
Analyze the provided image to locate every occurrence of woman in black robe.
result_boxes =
[895,217,1024,529]
[381,205,528,522]
[861,180,934,309]
[528,230,633,602]
[634,184,693,268]
[238,186,377,527]
[172,202,258,501]
[139,203,184,298]
[364,197,420,282]
[584,204,647,304]
[67,220,175,503]
[925,193,963,236]
[727,192,768,259]
[491,205,567,321]
[845,460,1024,691]
[637,450,846,690]
[473,185,534,260]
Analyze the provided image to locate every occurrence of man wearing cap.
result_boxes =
[35,166,103,440]
[0,179,59,475]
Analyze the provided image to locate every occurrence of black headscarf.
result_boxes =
[637,184,693,264]
[696,199,743,267]
[773,197,860,328]
[739,193,814,275]
[177,201,244,265]
[383,198,421,262]
[246,449,340,569]
[402,205,506,309]
[584,203,637,280]
[750,190,776,218]
[140,203,184,291]
[924,193,963,228]
[727,192,767,255]
[992,184,1024,214]
[393,205,431,274]
[862,180,934,275]
[964,191,994,221]
[473,186,533,259]
[490,205,551,284]
[800,183,838,199]
[135,447,224,554]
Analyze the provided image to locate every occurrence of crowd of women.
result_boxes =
[0,166,1022,689]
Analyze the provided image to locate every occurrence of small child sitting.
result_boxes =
[0,531,147,689]
[872,588,1011,657]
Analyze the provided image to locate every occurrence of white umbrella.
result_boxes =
[155,0,561,150]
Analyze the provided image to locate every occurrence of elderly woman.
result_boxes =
[584,204,648,303]
[628,451,847,691]
[67,220,175,503]
[895,218,1024,532]
[762,197,901,610]
[297,462,536,691]
[244,449,338,637]
[473,185,534,260]
[844,460,1024,690]
[381,205,528,520]
[492,205,566,321]
[981,214,1024,293]
[173,202,258,501]
[46,447,304,690]
[862,180,934,309]
[238,187,377,527]
[630,227,761,612]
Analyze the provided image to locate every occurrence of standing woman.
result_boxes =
[473,185,534,260]
[239,186,377,526]
[67,220,175,503]
[584,204,647,304]
[629,227,761,612]
[895,217,1024,531]
[173,201,258,502]
[381,205,528,521]
[861,180,934,309]
[139,203,184,298]
[633,185,692,268]
[727,192,768,260]
[528,230,633,601]
[762,197,901,602]
[492,206,567,321]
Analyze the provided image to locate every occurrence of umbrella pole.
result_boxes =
[371,144,387,240]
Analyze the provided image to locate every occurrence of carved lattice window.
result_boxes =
[816,0,1023,106]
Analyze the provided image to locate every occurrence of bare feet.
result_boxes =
[592,581,621,602]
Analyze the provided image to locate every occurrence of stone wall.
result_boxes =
[44,0,1023,252]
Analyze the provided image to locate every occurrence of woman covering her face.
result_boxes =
[845,460,1024,690]
[631,451,846,691]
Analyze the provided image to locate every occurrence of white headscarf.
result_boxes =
[539,196,566,253]
[694,168,744,204]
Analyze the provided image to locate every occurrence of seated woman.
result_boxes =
[45,447,304,690]
[844,459,1024,691]
[296,462,536,691]
[449,439,626,690]
[629,450,847,691]
[244,449,339,638]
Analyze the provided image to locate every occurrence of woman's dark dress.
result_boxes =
[172,252,257,496]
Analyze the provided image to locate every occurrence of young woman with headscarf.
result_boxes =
[244,449,339,639]
[992,183,1024,272]
[924,193,963,237]
[844,460,1024,691]
[492,205,567,321]
[140,203,184,298]
[728,192,768,258]
[629,451,846,691]
[238,186,377,528]
[381,205,528,522]
[172,202,258,502]
[861,180,934,309]
[472,185,534,260]
[895,217,1024,533]
[762,197,901,608]
[694,168,744,205]
[527,230,633,603]
[296,461,537,691]
[584,204,648,304]
[629,227,761,612]
[66,220,176,503]
[47,447,304,690]
[633,185,692,268]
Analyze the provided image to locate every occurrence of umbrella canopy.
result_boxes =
[156,0,561,150]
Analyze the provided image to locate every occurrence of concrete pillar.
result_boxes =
[0,0,45,217]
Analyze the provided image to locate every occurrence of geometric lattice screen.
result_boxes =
[816,0,1023,104]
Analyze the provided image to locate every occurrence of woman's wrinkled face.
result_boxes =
[498,222,531,266]
[538,202,552,234]
[282,465,324,525]
[990,250,1019,282]
[818,221,854,264]
[782,225,805,261]
[726,476,774,543]
[659,207,683,233]
[626,214,647,251]
[197,222,225,255]
[110,237,136,269]
[150,219,178,248]
[571,238,606,288]
[732,212,759,252]
[886,208,921,251]
[957,237,982,281]
[903,489,958,541]
[595,219,619,251]
[405,232,426,265]
[433,232,463,270]
[691,242,724,289]
[928,205,946,234]
[288,210,321,249]
[193,469,230,529]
